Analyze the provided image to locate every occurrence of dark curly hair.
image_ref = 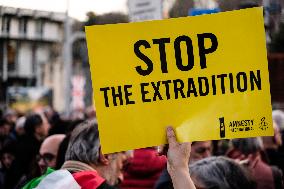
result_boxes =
[24,114,43,136]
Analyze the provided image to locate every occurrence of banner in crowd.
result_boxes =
[85,7,273,154]
[128,0,163,22]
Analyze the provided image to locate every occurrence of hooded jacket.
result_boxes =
[120,148,167,189]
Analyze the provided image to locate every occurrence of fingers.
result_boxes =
[158,144,169,156]
[167,126,178,148]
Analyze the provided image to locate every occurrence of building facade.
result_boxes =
[0,6,66,111]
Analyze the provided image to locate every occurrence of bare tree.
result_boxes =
[169,0,194,18]
[169,0,263,18]
[218,0,262,11]
[85,12,129,26]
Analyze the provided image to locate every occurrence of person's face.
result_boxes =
[35,116,50,140]
[105,152,129,186]
[37,143,57,174]
[0,124,11,137]
[5,115,17,125]
[274,123,282,146]
[15,127,25,136]
[1,152,15,169]
[37,152,56,174]
[190,141,212,163]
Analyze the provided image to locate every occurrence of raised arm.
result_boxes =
[166,126,196,189]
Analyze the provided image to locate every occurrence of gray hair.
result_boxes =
[65,119,101,165]
[231,137,263,155]
[190,156,255,189]
[273,110,284,131]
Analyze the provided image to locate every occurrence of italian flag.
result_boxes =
[23,168,105,189]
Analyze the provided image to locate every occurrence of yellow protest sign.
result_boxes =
[85,7,273,154]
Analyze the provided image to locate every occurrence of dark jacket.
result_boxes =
[5,134,42,189]
[266,148,284,174]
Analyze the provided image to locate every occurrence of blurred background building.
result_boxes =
[0,6,65,112]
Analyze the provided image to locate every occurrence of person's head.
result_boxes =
[3,109,17,125]
[24,113,49,140]
[262,121,282,149]
[70,109,85,121]
[43,106,55,122]
[273,121,283,147]
[190,141,212,163]
[65,119,130,186]
[0,119,11,137]
[190,156,256,189]
[38,134,66,174]
[85,106,96,119]
[15,116,26,136]
[0,142,16,169]
[272,110,284,132]
[230,137,263,160]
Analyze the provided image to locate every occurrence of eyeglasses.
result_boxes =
[36,153,56,164]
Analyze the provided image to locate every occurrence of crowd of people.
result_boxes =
[0,107,284,189]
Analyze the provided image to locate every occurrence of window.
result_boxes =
[0,42,3,72]
[1,16,11,33]
[36,19,44,37]
[1,17,5,31]
[7,41,17,71]
[19,17,28,35]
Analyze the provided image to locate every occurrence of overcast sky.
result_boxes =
[0,0,128,21]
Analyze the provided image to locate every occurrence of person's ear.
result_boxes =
[98,148,110,165]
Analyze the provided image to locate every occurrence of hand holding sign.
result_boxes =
[166,126,191,173]
[166,126,195,189]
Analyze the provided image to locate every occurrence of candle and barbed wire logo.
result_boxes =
[219,117,225,138]
[259,117,268,130]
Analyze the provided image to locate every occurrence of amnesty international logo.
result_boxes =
[259,117,268,131]
[219,117,225,138]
